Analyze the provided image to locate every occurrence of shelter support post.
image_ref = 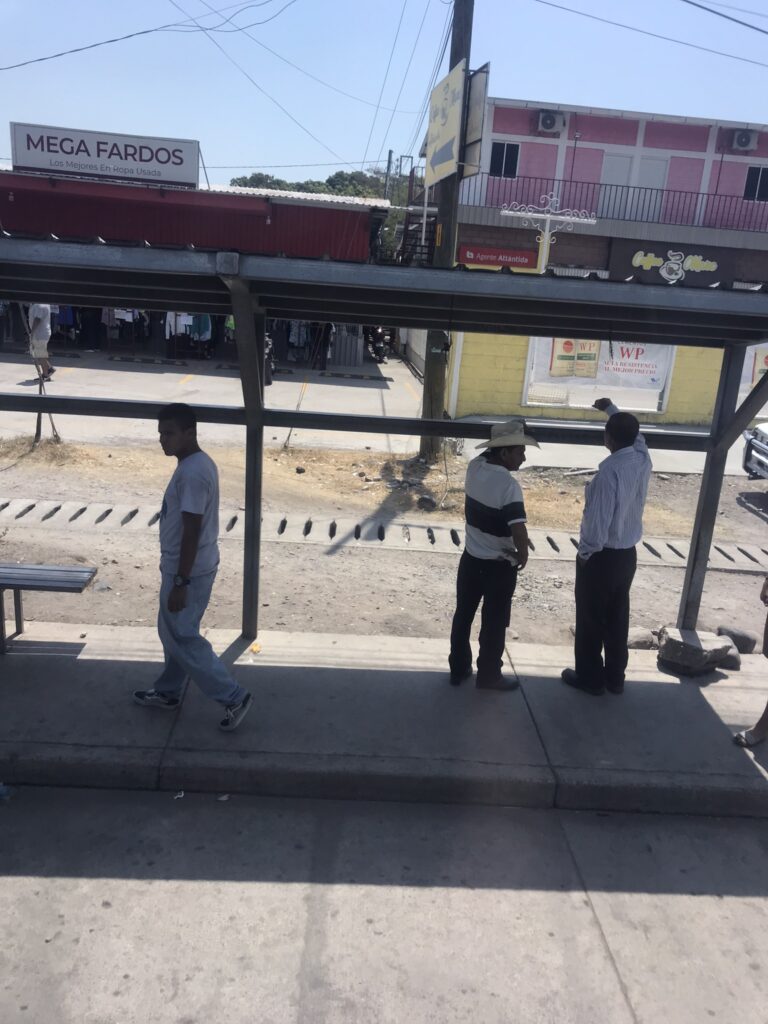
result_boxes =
[677,345,746,630]
[224,279,265,640]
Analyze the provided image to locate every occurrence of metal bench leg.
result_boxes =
[13,590,23,638]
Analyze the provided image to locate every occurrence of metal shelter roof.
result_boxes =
[2,238,768,346]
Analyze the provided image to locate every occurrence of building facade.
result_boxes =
[439,97,768,425]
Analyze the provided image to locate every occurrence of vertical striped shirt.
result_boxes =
[464,455,527,565]
[578,404,652,560]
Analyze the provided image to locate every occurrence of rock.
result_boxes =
[721,642,742,671]
[295,467,305,474]
[657,627,733,676]
[417,496,437,511]
[627,627,658,650]
[716,625,758,655]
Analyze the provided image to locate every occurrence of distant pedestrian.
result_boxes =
[562,398,652,696]
[733,576,768,748]
[27,302,55,381]
[133,403,253,731]
[449,418,539,691]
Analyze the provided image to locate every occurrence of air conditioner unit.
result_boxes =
[733,129,758,151]
[538,110,566,134]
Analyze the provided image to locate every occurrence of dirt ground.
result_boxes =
[1,437,767,647]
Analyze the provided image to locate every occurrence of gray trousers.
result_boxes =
[155,571,245,707]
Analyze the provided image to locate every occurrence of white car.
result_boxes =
[743,421,768,479]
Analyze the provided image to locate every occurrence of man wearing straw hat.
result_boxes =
[449,417,539,691]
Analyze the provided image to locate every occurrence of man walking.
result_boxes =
[562,398,652,696]
[449,418,539,691]
[27,303,55,381]
[133,403,252,731]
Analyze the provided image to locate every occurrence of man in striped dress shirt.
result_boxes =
[449,418,539,691]
[562,398,652,696]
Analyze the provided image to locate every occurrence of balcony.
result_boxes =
[459,174,768,234]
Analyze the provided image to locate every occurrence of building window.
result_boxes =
[743,166,768,201]
[490,142,519,179]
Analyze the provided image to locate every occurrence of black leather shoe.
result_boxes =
[561,668,604,696]
[605,680,624,695]
[476,674,519,691]
[449,669,473,686]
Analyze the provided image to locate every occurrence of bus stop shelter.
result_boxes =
[1,237,767,638]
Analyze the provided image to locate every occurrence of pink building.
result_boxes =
[458,97,768,242]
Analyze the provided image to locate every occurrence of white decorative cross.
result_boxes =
[501,192,597,274]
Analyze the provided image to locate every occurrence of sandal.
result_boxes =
[733,730,766,749]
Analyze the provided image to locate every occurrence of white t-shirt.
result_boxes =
[28,304,51,342]
[463,455,527,565]
[159,451,220,577]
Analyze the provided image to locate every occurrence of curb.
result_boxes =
[3,743,767,817]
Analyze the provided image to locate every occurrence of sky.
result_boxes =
[2,0,768,186]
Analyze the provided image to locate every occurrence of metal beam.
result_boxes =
[712,368,768,455]
[3,240,768,344]
[0,392,712,450]
[678,345,747,630]
[225,278,265,640]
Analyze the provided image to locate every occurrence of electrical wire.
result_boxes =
[0,0,291,72]
[704,1,768,18]
[678,0,768,36]
[208,161,383,169]
[360,0,410,169]
[529,0,768,72]
[375,0,432,167]
[167,0,350,167]
[196,0,418,113]
[405,5,452,156]
[403,4,452,157]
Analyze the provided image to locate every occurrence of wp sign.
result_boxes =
[11,123,199,188]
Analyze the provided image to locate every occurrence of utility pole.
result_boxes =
[419,0,474,460]
[384,149,394,199]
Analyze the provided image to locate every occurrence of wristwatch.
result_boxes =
[173,575,191,587]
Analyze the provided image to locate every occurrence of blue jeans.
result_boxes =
[155,571,245,707]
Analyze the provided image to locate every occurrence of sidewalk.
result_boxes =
[1,623,766,816]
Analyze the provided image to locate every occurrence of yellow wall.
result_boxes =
[451,333,723,426]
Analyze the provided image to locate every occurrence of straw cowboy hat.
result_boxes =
[475,417,540,449]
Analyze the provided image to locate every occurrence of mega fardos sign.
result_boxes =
[11,123,199,188]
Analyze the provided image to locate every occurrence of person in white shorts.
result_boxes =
[27,303,54,381]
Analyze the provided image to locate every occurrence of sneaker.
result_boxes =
[133,688,180,709]
[219,692,253,732]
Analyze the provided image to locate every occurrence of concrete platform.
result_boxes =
[1,623,766,816]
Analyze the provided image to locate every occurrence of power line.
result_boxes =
[406,6,452,156]
[166,0,351,167]
[529,0,768,72]
[375,0,432,166]
[678,0,768,36]
[0,0,291,72]
[360,0,410,169]
[704,1,768,18]
[196,0,418,114]
[404,5,452,157]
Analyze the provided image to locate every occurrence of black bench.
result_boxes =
[0,563,97,654]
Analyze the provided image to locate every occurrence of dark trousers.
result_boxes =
[449,551,517,679]
[574,547,637,688]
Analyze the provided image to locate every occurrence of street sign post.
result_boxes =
[425,60,466,188]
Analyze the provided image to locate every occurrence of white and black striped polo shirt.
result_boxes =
[463,455,527,565]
